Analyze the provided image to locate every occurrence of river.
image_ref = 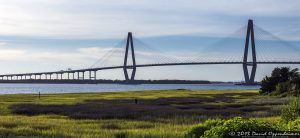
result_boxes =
[0,83,260,94]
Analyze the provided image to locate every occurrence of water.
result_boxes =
[0,83,260,94]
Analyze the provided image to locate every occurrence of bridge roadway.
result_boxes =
[0,61,300,80]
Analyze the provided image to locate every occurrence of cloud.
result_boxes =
[0,0,299,39]
[0,42,8,46]
[0,49,26,60]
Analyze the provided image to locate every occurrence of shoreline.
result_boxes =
[0,79,211,84]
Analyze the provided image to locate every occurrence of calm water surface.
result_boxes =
[0,83,260,94]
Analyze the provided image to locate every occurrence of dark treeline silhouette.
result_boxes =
[260,67,300,96]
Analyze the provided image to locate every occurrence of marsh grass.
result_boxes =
[0,115,188,138]
[0,89,292,137]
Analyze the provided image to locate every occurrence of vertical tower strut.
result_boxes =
[123,32,136,82]
[243,19,257,85]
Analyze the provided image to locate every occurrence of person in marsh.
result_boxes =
[134,98,138,104]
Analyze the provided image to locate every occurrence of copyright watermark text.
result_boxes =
[228,131,300,137]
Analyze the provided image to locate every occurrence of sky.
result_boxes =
[0,0,300,81]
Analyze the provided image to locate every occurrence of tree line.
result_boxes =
[260,67,300,96]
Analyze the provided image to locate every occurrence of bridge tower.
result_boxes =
[243,19,257,85]
[123,32,136,82]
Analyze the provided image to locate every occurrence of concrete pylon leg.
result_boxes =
[123,32,136,82]
[243,64,250,84]
[243,64,257,85]
[243,19,257,85]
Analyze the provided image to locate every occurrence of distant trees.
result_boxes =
[260,67,300,96]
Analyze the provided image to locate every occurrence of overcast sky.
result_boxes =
[0,0,300,81]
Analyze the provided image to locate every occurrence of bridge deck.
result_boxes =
[1,61,300,77]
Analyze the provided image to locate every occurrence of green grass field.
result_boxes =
[0,89,292,137]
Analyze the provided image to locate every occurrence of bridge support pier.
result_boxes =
[123,32,136,82]
[89,71,91,80]
[72,72,75,80]
[243,19,257,85]
[94,71,97,80]
[88,71,97,80]
[77,72,84,80]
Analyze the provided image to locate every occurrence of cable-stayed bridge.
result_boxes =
[0,19,300,85]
